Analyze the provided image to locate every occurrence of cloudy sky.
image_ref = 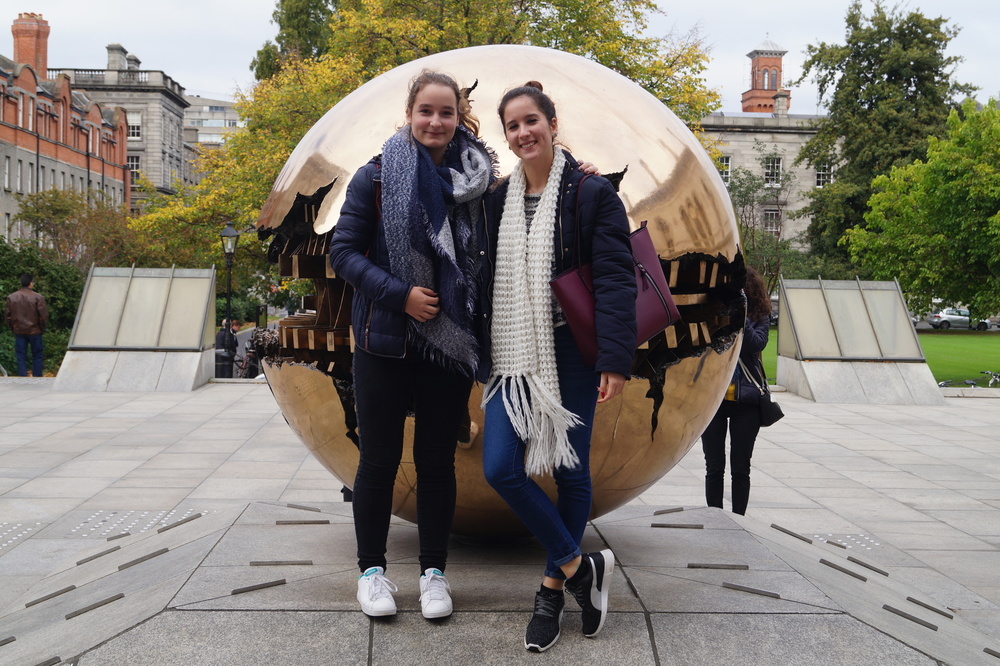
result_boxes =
[5,0,997,110]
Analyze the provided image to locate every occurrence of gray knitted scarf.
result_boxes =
[381,125,495,376]
[483,149,582,476]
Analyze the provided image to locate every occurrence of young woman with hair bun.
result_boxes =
[477,80,637,652]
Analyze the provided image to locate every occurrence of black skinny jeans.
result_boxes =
[701,400,761,515]
[351,348,472,573]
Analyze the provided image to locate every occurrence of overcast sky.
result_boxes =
[5,0,997,111]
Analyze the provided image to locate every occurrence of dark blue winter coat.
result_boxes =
[328,159,413,358]
[476,151,637,382]
[731,315,770,404]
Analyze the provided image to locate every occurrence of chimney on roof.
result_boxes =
[12,13,51,77]
[773,90,790,117]
[107,43,128,70]
[126,53,141,70]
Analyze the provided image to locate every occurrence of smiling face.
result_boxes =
[405,83,459,164]
[502,95,558,165]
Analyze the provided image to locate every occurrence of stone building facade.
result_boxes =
[701,39,829,242]
[183,94,241,149]
[50,43,194,200]
[1,13,129,241]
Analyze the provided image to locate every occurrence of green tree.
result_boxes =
[724,142,796,294]
[0,238,86,374]
[845,99,1000,319]
[133,0,720,302]
[794,0,975,267]
[252,0,336,80]
[13,188,134,271]
[326,0,719,127]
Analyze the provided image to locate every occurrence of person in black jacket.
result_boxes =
[328,71,497,620]
[478,81,636,652]
[701,266,772,516]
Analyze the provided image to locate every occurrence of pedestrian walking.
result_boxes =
[701,266,771,515]
[4,273,49,377]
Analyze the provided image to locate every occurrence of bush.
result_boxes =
[216,293,264,326]
[0,239,86,375]
[0,328,70,377]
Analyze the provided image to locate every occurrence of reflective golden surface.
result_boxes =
[257,45,738,261]
[256,45,743,536]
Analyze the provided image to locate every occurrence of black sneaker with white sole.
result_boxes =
[565,549,614,637]
[524,585,565,652]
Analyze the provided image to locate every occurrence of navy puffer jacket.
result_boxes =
[732,315,770,404]
[476,151,637,382]
[328,159,413,358]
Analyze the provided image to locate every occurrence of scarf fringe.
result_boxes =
[483,376,582,476]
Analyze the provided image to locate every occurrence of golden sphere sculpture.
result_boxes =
[255,45,745,536]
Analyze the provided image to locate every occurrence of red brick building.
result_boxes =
[1,13,129,241]
[741,39,791,113]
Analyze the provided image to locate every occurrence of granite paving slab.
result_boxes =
[627,566,841,613]
[650,614,937,666]
[371,610,655,665]
[75,609,371,666]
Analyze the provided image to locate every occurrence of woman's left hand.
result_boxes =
[597,372,626,403]
[578,161,601,176]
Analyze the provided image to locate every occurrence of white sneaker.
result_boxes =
[419,567,453,619]
[357,566,398,617]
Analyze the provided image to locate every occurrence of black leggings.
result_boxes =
[351,348,472,573]
[701,400,761,515]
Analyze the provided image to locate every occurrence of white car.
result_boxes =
[926,308,990,330]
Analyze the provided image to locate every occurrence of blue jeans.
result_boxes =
[14,333,43,377]
[483,325,600,579]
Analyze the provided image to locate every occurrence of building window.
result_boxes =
[127,155,141,180]
[815,163,833,188]
[762,69,769,89]
[17,160,23,192]
[771,69,779,90]
[208,105,226,112]
[718,156,731,184]
[3,213,9,239]
[61,171,66,189]
[28,163,34,192]
[3,156,9,189]
[763,209,782,235]
[127,111,142,139]
[763,157,782,187]
[227,120,238,128]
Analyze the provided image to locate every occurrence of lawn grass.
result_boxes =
[760,328,1000,386]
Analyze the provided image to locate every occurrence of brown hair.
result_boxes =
[744,267,771,322]
[405,70,480,136]
[498,80,557,127]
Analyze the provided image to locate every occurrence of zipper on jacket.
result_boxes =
[363,301,375,350]
[483,199,495,307]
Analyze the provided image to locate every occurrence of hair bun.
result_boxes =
[523,80,544,92]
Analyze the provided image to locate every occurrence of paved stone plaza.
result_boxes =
[1,378,998,664]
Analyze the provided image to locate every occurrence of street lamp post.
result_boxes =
[218,220,240,378]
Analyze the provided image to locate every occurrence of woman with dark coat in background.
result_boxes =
[701,266,772,515]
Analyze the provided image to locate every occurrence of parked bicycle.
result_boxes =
[233,339,261,379]
[938,371,1000,388]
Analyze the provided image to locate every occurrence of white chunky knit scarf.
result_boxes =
[484,148,582,476]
